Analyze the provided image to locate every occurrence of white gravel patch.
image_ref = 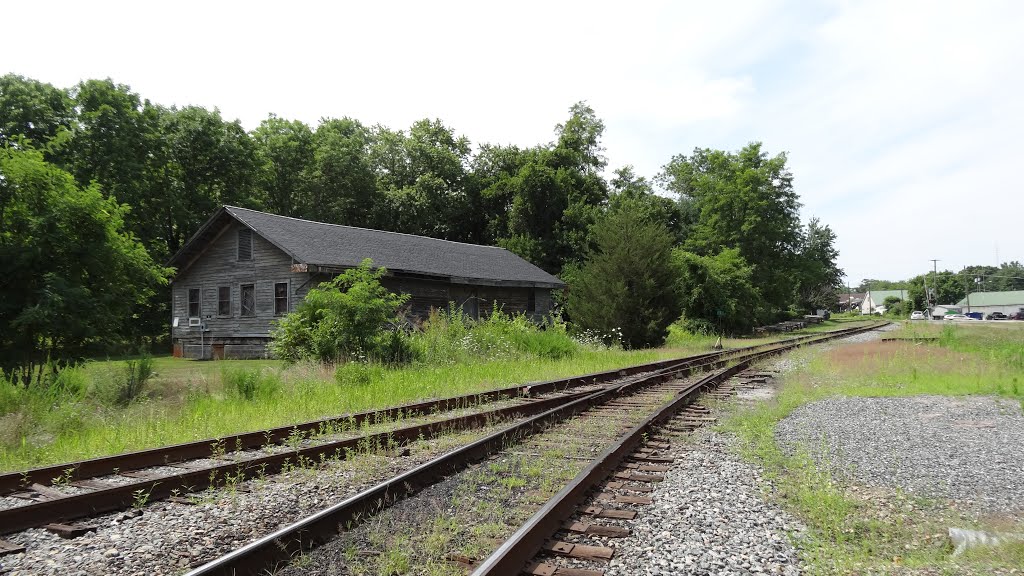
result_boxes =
[776,395,1024,512]
[605,432,803,576]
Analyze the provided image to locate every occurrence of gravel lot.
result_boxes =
[776,395,1024,512]
[605,431,803,576]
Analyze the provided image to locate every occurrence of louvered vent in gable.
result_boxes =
[238,228,253,261]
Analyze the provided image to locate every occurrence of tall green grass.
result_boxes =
[0,347,680,471]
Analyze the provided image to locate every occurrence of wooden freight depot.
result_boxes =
[167,206,564,359]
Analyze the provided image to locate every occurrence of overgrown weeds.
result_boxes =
[222,366,281,400]
[410,307,581,365]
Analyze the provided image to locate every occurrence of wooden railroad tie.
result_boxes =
[544,540,615,561]
[0,539,26,557]
[604,481,653,493]
[563,521,630,538]
[628,455,674,464]
[613,471,664,482]
[583,506,636,519]
[595,493,653,505]
[623,463,671,472]
[44,522,97,539]
[526,562,604,576]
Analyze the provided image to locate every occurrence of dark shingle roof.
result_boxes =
[172,206,564,288]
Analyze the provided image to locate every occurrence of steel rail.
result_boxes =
[0,325,866,494]
[470,322,884,575]
[182,323,880,576]
[0,353,714,494]
[0,340,772,535]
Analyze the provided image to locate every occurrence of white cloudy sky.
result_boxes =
[5,0,1022,285]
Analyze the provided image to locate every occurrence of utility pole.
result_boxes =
[928,259,939,317]
[962,266,971,313]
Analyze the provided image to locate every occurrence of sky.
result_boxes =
[4,0,1022,285]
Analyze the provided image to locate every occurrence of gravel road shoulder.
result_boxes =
[776,395,1024,513]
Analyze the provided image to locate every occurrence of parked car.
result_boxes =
[910,311,926,320]
[944,314,968,321]
[965,312,984,320]
[985,312,1008,320]
[1010,311,1024,320]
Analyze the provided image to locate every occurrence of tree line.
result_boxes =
[1,73,844,377]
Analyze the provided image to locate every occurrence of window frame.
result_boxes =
[274,282,289,316]
[240,283,256,317]
[217,286,231,317]
[237,228,253,261]
[188,288,201,318]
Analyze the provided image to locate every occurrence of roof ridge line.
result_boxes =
[224,205,507,251]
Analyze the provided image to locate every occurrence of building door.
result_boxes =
[212,343,225,360]
[466,289,479,320]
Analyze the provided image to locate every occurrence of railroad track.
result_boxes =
[0,329,854,545]
[173,322,882,576]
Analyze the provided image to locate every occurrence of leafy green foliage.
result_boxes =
[673,248,760,334]
[795,218,843,313]
[0,75,73,148]
[567,202,680,348]
[269,260,410,363]
[661,143,803,316]
[0,147,169,385]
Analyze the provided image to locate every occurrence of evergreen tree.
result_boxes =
[567,201,679,348]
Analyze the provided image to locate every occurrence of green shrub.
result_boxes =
[270,259,410,363]
[410,306,579,364]
[50,366,89,399]
[335,362,386,387]
[516,328,578,360]
[222,367,281,400]
[664,320,716,347]
[0,374,21,415]
[93,355,153,407]
[372,328,420,365]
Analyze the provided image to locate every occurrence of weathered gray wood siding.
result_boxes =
[171,221,311,354]
[381,277,554,321]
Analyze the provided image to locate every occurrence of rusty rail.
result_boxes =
[0,341,777,535]
[470,322,883,575]
[183,323,882,576]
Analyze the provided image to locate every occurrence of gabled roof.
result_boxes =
[168,206,565,289]
[955,290,1024,307]
[867,289,908,304]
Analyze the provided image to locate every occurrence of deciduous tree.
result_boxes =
[0,147,168,385]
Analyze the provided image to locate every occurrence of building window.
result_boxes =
[241,284,255,317]
[274,282,288,315]
[527,289,536,313]
[218,286,231,316]
[188,288,201,317]
[238,228,253,261]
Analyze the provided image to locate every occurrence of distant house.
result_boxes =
[838,292,865,312]
[168,206,565,359]
[860,289,909,315]
[955,290,1024,317]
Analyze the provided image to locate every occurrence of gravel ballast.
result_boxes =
[776,395,1024,512]
[605,431,803,576]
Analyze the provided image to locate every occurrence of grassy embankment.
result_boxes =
[720,322,1024,574]
[3,310,799,473]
